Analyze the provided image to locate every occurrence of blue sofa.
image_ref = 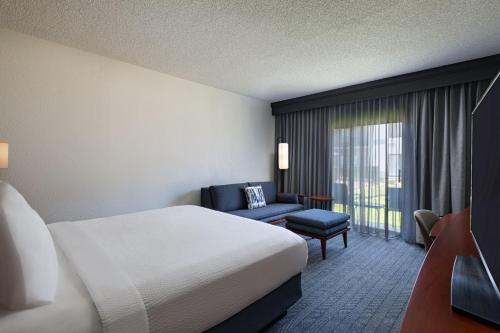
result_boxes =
[201,181,304,223]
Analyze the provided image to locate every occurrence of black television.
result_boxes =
[471,71,500,296]
[451,71,500,328]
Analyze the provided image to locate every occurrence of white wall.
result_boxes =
[0,29,274,223]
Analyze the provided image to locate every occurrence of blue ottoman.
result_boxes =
[286,209,350,260]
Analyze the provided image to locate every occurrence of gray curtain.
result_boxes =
[275,107,331,197]
[275,79,491,243]
[402,80,490,242]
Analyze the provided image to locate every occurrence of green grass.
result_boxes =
[332,184,402,232]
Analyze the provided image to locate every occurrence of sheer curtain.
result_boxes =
[330,97,407,239]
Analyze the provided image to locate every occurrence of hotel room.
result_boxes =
[0,1,499,333]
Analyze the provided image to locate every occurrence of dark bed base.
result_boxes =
[204,273,302,333]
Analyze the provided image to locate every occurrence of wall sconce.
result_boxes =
[0,143,8,169]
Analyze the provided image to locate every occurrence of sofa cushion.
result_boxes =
[276,192,299,204]
[209,183,248,212]
[249,181,277,204]
[260,209,304,223]
[229,203,303,220]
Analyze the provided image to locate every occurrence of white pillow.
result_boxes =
[0,181,58,310]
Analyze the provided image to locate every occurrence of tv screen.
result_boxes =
[471,71,500,293]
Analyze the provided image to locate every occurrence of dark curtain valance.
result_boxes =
[272,54,500,115]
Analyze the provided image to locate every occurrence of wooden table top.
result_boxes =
[430,216,449,238]
[309,195,335,202]
[400,208,498,333]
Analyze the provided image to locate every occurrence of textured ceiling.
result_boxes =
[1,0,500,102]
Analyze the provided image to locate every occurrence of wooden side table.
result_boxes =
[309,195,335,210]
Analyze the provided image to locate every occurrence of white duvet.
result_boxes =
[43,205,308,333]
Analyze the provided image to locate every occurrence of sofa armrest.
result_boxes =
[200,187,214,209]
[276,192,299,204]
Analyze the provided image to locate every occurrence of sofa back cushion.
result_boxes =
[209,183,248,212]
[249,181,277,204]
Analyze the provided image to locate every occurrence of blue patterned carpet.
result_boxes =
[265,230,425,333]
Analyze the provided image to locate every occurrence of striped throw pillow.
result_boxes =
[244,186,267,209]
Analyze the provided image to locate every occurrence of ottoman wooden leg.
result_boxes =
[342,231,348,248]
[320,238,327,260]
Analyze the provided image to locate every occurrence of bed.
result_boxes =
[0,181,308,333]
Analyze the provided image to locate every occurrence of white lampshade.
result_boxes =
[0,143,8,169]
[278,143,289,170]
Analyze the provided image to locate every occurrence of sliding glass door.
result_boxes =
[331,112,403,239]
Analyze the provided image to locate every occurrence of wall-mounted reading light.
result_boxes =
[0,143,8,169]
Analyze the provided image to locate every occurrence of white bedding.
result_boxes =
[0,244,101,333]
[32,205,307,333]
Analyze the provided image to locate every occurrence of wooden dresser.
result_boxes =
[400,208,499,333]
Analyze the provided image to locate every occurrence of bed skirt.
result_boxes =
[205,273,302,333]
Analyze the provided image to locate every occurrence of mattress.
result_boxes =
[4,205,307,333]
